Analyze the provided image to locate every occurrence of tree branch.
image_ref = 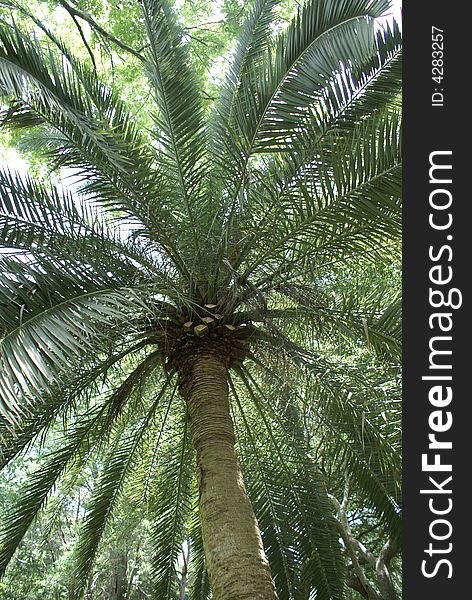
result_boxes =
[67,9,97,70]
[379,538,399,568]
[330,490,378,600]
[56,0,145,62]
[330,481,400,600]
[375,539,400,600]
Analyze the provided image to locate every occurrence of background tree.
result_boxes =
[0,0,402,598]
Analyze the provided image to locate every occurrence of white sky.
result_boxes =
[378,0,402,29]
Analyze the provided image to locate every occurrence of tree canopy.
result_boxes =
[0,0,402,598]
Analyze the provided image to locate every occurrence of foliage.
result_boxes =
[0,0,402,598]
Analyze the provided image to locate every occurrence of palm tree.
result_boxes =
[0,0,402,598]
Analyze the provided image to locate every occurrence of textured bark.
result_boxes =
[181,353,278,600]
[330,485,399,600]
[375,540,399,600]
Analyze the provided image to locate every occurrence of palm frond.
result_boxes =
[71,375,173,598]
[0,23,187,261]
[234,367,346,600]
[229,376,299,599]
[0,23,144,178]
[310,376,402,543]
[221,0,389,204]
[251,355,401,544]
[187,500,211,600]
[0,403,108,576]
[150,404,194,599]
[141,0,209,275]
[212,0,279,175]
[0,340,149,467]
[270,282,402,361]
[246,20,402,201]
[0,286,158,420]
[237,110,401,283]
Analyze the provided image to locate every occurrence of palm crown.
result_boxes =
[0,0,402,598]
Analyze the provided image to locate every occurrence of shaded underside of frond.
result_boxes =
[0,0,401,596]
[232,368,347,600]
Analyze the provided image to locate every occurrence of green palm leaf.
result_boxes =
[149,404,193,599]
[0,2,402,597]
[141,0,209,275]
[235,368,346,600]
[71,374,172,598]
[187,501,211,600]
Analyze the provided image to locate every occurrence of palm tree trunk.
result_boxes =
[180,353,278,600]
